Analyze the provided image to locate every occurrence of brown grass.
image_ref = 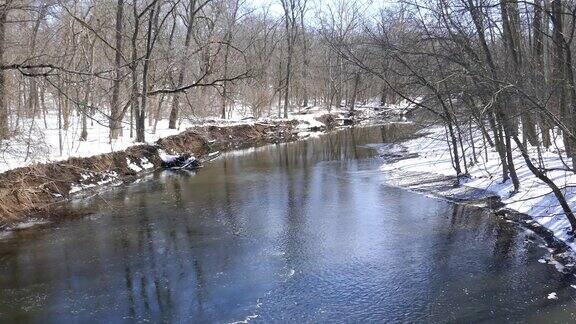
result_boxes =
[0,120,302,224]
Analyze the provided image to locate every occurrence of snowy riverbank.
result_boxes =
[0,102,408,223]
[379,125,576,251]
[0,111,344,223]
[0,107,353,174]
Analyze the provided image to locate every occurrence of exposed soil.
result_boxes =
[0,119,315,225]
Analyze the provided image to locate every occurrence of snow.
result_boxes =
[126,157,155,172]
[0,104,366,175]
[140,157,154,169]
[68,170,119,195]
[69,183,96,194]
[294,113,326,130]
[297,131,323,138]
[126,158,143,172]
[12,219,50,230]
[378,98,420,115]
[158,150,183,163]
[0,113,197,174]
[379,125,576,251]
[0,96,418,199]
[0,102,392,199]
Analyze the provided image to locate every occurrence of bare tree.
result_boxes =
[110,0,125,140]
[0,2,9,139]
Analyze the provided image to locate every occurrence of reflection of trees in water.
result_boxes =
[221,125,413,170]
[2,123,556,321]
[278,151,317,271]
[221,157,240,234]
[379,123,420,143]
[138,193,173,320]
[491,218,517,268]
[425,204,519,280]
[429,205,477,269]
[171,176,184,209]
[427,206,459,270]
[282,162,300,266]
[87,176,222,321]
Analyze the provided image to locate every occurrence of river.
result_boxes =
[1,125,576,323]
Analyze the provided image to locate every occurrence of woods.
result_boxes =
[317,0,576,230]
[3,0,576,228]
[0,0,381,147]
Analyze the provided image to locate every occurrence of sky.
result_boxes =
[245,0,389,20]
[245,0,285,16]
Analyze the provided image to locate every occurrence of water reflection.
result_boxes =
[0,125,574,323]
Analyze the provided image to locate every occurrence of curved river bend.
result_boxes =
[1,125,576,323]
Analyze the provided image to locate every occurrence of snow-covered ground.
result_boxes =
[0,104,385,174]
[380,125,576,250]
[0,112,201,173]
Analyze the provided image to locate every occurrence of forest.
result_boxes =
[0,0,386,143]
[2,0,576,229]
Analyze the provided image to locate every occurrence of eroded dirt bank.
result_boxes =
[0,117,336,225]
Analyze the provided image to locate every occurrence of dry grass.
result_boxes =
[0,120,301,224]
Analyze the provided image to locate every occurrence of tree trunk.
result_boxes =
[467,0,519,188]
[283,42,292,118]
[380,86,387,107]
[533,0,552,147]
[220,0,239,120]
[349,72,360,115]
[551,0,573,157]
[26,3,47,119]
[300,5,309,108]
[0,3,8,139]
[512,136,576,229]
[110,0,124,140]
[281,0,297,119]
[169,0,196,128]
[136,1,158,142]
[130,1,140,139]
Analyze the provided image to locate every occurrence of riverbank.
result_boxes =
[0,114,339,225]
[379,125,576,253]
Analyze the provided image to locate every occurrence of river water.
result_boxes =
[1,125,576,323]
